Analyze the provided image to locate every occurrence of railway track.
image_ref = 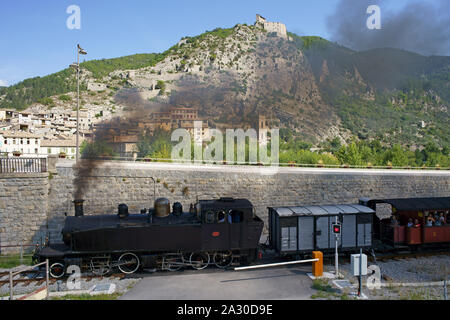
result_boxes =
[1,248,448,288]
[371,248,450,263]
[0,270,126,288]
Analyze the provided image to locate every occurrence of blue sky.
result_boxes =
[0,0,421,86]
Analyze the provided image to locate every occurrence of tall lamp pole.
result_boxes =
[70,44,87,163]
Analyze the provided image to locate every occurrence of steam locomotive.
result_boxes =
[34,196,450,278]
[34,197,264,278]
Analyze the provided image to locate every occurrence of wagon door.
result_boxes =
[357,214,372,247]
[297,216,314,251]
[342,214,357,248]
[315,216,330,249]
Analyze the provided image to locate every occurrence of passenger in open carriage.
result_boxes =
[434,212,442,226]
[426,213,434,227]
[414,219,421,228]
[407,218,414,228]
[438,212,446,225]
[390,215,399,227]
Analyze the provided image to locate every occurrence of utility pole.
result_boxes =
[445,265,448,300]
[358,248,363,297]
[70,44,87,163]
[76,47,80,163]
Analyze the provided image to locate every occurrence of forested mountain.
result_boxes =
[1,23,449,150]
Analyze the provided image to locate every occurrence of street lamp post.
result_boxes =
[70,44,87,163]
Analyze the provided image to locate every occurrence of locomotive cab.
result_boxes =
[196,197,254,224]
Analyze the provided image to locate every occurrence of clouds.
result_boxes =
[327,0,450,56]
[0,79,8,87]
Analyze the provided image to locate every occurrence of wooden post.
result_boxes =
[312,251,323,277]
[9,270,13,300]
[45,259,49,300]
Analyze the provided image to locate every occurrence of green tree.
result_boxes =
[336,142,363,166]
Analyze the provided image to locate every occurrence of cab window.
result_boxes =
[229,210,243,224]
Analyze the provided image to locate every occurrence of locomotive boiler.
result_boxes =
[34,197,264,278]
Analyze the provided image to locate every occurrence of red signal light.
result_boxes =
[332,223,341,234]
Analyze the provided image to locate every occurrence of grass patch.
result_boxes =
[399,288,440,300]
[51,292,123,300]
[310,278,354,300]
[0,254,33,269]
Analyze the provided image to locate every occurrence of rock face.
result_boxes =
[87,82,107,92]
[1,161,449,252]
[118,24,343,142]
[107,23,448,147]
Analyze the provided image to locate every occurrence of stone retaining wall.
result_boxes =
[1,160,449,252]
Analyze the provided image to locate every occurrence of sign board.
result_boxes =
[351,253,367,276]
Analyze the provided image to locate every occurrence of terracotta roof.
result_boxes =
[0,130,42,138]
[41,139,77,147]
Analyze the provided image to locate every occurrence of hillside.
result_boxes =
[1,23,449,149]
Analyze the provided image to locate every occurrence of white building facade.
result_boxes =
[0,131,42,156]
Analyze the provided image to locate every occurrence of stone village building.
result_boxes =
[255,14,288,39]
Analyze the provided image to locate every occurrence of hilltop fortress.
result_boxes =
[255,14,288,39]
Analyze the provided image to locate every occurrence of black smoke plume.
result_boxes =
[73,88,168,200]
[327,0,450,56]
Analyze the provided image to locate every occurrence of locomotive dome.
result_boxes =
[154,198,170,217]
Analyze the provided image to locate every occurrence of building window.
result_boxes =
[4,139,7,145]
[35,148,38,154]
[20,139,23,145]
[27,139,30,145]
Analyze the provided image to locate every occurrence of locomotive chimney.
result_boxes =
[73,199,85,217]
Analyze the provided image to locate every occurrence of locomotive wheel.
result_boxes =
[162,254,184,272]
[213,251,233,269]
[49,262,66,279]
[89,257,111,276]
[189,252,210,270]
[117,253,140,274]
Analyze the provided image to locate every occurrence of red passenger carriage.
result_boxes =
[362,197,450,248]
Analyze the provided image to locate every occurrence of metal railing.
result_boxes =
[9,260,49,300]
[0,157,47,173]
[79,155,450,171]
[0,244,37,264]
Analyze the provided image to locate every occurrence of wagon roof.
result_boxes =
[367,197,450,212]
[268,204,374,217]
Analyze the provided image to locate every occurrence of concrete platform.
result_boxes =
[120,265,315,300]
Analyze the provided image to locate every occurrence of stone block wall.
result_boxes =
[0,173,49,253]
[47,162,450,242]
[1,160,449,252]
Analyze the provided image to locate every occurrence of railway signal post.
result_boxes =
[332,218,341,277]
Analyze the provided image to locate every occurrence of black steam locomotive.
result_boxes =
[35,195,450,278]
[34,198,264,278]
